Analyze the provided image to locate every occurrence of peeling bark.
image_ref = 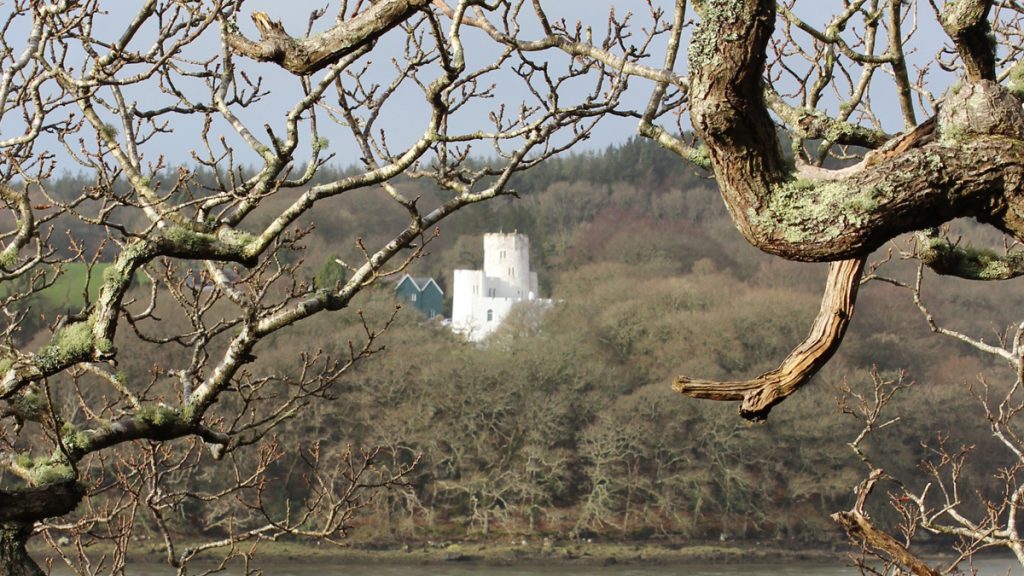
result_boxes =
[675,257,864,420]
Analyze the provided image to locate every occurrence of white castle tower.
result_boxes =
[451,233,541,341]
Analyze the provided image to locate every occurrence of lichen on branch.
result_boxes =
[915,230,1024,280]
[223,0,432,74]
[675,0,1024,419]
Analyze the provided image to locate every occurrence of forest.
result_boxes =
[27,138,1024,548]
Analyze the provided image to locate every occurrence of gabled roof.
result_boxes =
[395,274,444,295]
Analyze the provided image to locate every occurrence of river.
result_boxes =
[42,557,1024,575]
[237,559,1024,576]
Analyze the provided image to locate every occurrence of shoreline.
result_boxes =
[104,539,848,567]
[38,537,991,568]
[32,540,1024,576]
[318,542,842,566]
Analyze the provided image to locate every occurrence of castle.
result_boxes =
[451,233,542,341]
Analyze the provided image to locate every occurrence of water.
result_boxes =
[41,557,1024,575]
[259,559,1021,576]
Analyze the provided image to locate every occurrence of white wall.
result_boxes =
[451,233,540,341]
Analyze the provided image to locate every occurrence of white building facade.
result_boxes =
[451,233,541,341]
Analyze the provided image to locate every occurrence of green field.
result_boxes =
[2,262,145,312]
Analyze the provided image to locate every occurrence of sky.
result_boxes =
[15,1,959,173]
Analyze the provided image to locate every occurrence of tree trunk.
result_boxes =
[689,1,1024,261]
[0,482,84,576]
[0,523,43,576]
[676,0,1024,418]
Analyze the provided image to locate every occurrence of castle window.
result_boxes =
[488,288,496,297]
[486,309,493,322]
[410,294,417,302]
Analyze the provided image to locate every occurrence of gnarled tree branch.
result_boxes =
[832,469,942,576]
[223,0,432,74]
[675,257,864,420]
[688,1,1024,263]
[915,229,1024,280]
[675,1,1024,418]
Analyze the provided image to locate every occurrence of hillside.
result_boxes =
[31,138,1024,546]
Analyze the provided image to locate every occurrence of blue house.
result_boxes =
[394,274,444,319]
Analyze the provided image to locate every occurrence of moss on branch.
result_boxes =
[158,225,260,266]
[916,232,1024,280]
[134,404,179,427]
[35,321,96,373]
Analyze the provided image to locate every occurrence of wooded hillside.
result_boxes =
[31,138,1024,545]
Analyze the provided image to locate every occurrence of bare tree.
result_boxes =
[827,260,1024,575]
[422,0,1024,570]
[388,0,1024,414]
[0,1,621,573]
[8,0,1024,573]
